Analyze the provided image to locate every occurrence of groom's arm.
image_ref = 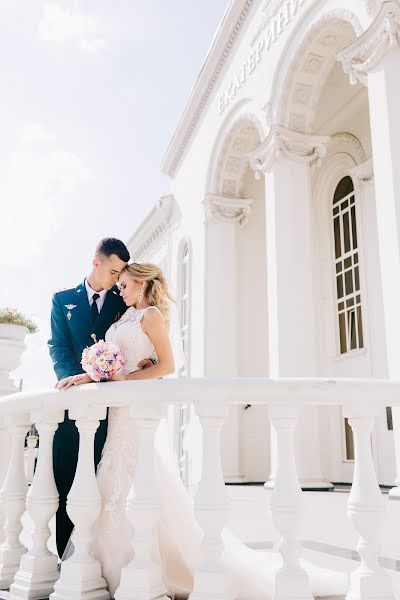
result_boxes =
[48,293,80,381]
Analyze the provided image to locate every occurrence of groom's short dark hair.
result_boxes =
[95,238,130,263]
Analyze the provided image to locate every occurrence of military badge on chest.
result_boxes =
[65,304,77,321]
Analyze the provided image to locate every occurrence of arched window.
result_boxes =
[332,175,364,354]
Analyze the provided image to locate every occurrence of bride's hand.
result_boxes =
[56,374,92,390]
[110,373,126,381]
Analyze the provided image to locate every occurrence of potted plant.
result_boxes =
[0,307,38,340]
[0,308,38,392]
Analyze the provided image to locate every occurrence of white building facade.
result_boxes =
[128,0,400,489]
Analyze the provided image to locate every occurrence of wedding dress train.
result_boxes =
[67,306,348,599]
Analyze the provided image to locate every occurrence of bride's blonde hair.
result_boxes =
[122,262,174,328]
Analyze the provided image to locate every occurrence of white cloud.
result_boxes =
[0,129,93,266]
[38,3,106,53]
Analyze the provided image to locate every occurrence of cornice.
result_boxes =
[161,0,256,178]
[127,195,182,262]
[338,1,400,85]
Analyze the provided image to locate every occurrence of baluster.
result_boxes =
[115,401,169,600]
[268,405,312,600]
[0,414,30,589]
[10,410,64,600]
[50,406,110,600]
[0,418,11,546]
[189,401,229,600]
[345,403,395,600]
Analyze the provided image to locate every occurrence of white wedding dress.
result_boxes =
[86,306,348,599]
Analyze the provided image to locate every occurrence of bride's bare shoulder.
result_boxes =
[140,306,164,338]
[141,306,162,324]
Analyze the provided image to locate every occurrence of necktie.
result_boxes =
[91,293,100,324]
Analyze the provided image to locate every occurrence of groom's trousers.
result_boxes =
[53,412,108,558]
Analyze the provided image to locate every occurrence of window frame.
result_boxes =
[331,175,365,357]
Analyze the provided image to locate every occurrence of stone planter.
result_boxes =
[0,324,28,394]
[0,324,28,542]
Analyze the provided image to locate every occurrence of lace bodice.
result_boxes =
[105,306,156,374]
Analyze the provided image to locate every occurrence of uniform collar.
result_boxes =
[85,278,107,303]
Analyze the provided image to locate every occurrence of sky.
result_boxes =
[0,0,229,390]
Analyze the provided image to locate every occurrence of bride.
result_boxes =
[58,262,348,599]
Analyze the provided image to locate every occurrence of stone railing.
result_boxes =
[0,377,398,600]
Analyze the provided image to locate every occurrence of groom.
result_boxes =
[48,237,130,558]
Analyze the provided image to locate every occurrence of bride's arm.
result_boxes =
[113,308,175,381]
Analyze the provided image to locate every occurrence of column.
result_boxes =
[0,414,30,588]
[189,400,229,600]
[339,2,400,496]
[0,419,10,546]
[204,194,254,483]
[50,406,110,600]
[0,335,24,548]
[344,401,394,599]
[268,405,313,600]
[250,125,333,489]
[114,401,168,600]
[10,410,64,600]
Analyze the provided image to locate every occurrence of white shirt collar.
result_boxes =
[85,279,107,308]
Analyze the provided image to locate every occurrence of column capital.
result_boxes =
[249,125,330,175]
[338,1,400,86]
[204,194,254,227]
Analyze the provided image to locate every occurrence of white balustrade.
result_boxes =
[115,400,169,600]
[0,418,10,547]
[0,378,398,599]
[268,404,313,600]
[0,414,30,589]
[10,410,64,600]
[50,405,110,600]
[344,403,395,600]
[189,400,229,600]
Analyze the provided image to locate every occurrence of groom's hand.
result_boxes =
[56,373,92,390]
[137,358,153,370]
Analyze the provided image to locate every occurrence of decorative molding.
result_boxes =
[350,157,374,182]
[161,0,255,178]
[272,16,360,133]
[162,0,365,178]
[338,1,400,86]
[362,0,380,19]
[249,125,330,174]
[215,119,260,197]
[204,194,254,227]
[127,195,182,262]
[328,132,367,165]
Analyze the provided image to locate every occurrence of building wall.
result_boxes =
[132,0,397,485]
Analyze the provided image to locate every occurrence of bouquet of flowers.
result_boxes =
[81,336,125,381]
